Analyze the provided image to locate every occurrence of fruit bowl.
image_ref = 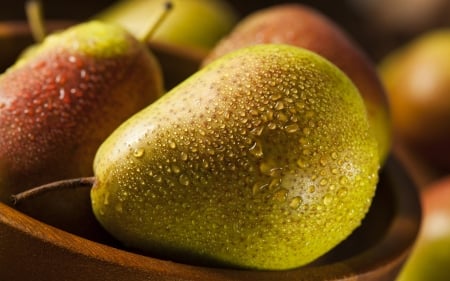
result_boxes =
[0,155,421,281]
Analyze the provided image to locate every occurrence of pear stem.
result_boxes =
[139,1,174,43]
[25,0,47,43]
[11,177,96,206]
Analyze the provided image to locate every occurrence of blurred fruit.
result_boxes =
[397,176,450,281]
[94,0,239,54]
[379,29,450,172]
[203,3,391,165]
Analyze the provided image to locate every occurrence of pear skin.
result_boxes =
[0,21,164,202]
[203,3,391,164]
[91,44,379,270]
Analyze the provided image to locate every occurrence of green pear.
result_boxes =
[91,44,379,270]
[397,176,450,281]
[203,3,391,165]
[0,21,164,202]
[94,0,239,53]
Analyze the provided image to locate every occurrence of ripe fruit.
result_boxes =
[397,176,450,281]
[203,3,391,164]
[0,21,163,202]
[379,29,450,171]
[94,0,238,53]
[91,44,379,270]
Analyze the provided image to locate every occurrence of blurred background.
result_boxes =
[1,0,449,62]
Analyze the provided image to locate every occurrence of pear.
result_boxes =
[202,3,391,164]
[379,29,450,172]
[0,20,164,202]
[397,176,450,281]
[94,0,238,54]
[91,44,379,270]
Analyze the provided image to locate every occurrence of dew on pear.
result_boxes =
[289,196,302,209]
[267,122,277,130]
[179,174,190,186]
[297,158,308,168]
[180,151,188,161]
[249,141,263,158]
[285,123,299,133]
[277,112,289,123]
[275,101,285,110]
[250,126,264,136]
[171,164,181,174]
[319,178,328,186]
[272,188,288,202]
[133,148,145,158]
[269,177,281,190]
[168,140,177,149]
[337,187,348,197]
[323,194,333,206]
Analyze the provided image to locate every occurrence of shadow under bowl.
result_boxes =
[0,155,421,281]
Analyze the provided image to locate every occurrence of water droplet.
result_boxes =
[250,126,264,136]
[133,148,145,158]
[308,185,316,193]
[277,112,288,122]
[297,159,308,168]
[285,124,299,133]
[168,140,176,149]
[179,174,190,186]
[323,194,333,205]
[249,141,263,158]
[68,55,77,63]
[272,188,288,202]
[319,178,328,186]
[262,111,274,122]
[339,176,349,185]
[155,175,163,183]
[267,122,277,130]
[181,152,188,161]
[171,164,181,174]
[275,101,285,110]
[269,177,281,190]
[260,162,282,177]
[271,93,282,101]
[252,182,268,195]
[289,196,302,209]
[337,187,348,197]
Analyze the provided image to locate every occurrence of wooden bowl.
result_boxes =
[0,18,421,281]
[0,155,421,281]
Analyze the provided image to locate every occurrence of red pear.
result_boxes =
[0,21,163,202]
